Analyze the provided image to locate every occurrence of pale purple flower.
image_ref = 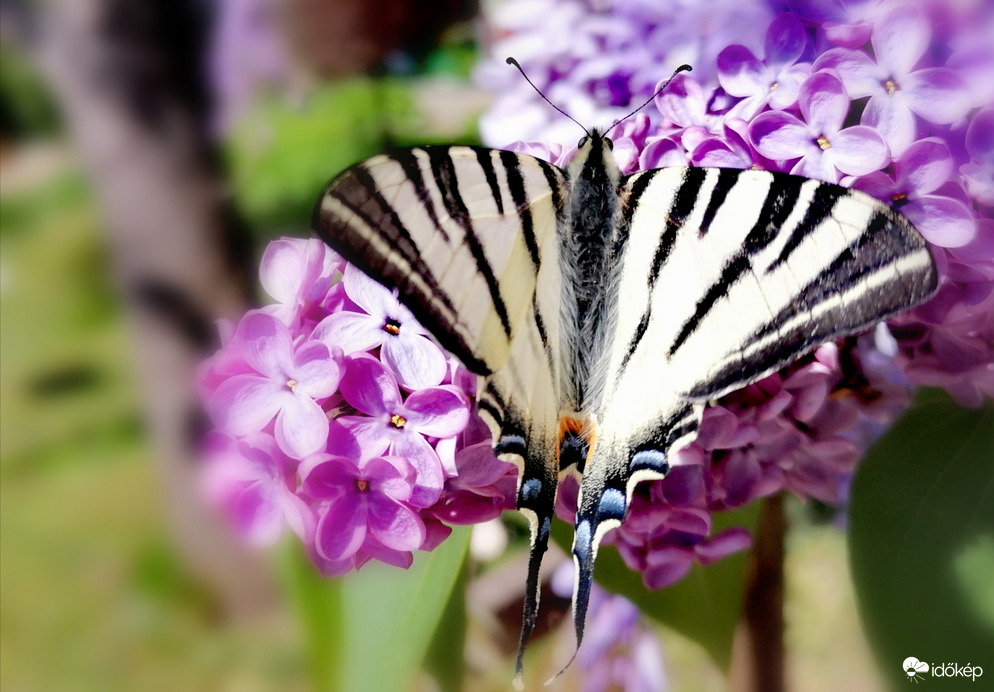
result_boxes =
[750,71,889,182]
[551,561,669,692]
[854,137,976,248]
[338,355,470,508]
[259,237,343,329]
[300,448,426,571]
[813,4,971,156]
[209,312,343,458]
[787,0,889,48]
[203,432,314,546]
[313,264,447,389]
[717,14,812,119]
[690,118,768,169]
[960,108,994,207]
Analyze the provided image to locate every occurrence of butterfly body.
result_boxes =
[313,131,937,679]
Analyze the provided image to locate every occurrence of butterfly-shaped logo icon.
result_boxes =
[903,657,929,684]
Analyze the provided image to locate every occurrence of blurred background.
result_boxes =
[0,1,938,690]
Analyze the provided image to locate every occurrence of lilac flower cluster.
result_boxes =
[200,239,517,573]
[480,0,993,586]
[550,562,667,692]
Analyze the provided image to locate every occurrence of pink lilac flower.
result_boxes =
[209,312,343,458]
[259,237,343,329]
[854,138,975,248]
[337,354,470,507]
[312,264,447,389]
[717,13,812,120]
[749,70,889,182]
[300,435,426,573]
[202,432,315,546]
[813,4,971,157]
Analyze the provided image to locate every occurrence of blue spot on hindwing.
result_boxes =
[597,487,626,521]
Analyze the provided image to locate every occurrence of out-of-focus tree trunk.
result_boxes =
[32,0,274,614]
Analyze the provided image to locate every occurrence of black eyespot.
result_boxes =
[578,135,588,149]
[605,137,614,150]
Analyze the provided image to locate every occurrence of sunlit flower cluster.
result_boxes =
[200,239,516,574]
[478,0,993,586]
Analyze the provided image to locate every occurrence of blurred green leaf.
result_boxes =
[552,501,759,669]
[954,535,994,632]
[849,388,994,688]
[284,527,470,692]
[423,559,468,692]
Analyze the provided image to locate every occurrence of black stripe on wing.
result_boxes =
[684,209,937,398]
[426,148,514,339]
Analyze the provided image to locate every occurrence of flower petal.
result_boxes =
[275,392,330,458]
[904,68,971,125]
[290,341,342,399]
[211,374,284,434]
[812,48,881,98]
[862,94,917,157]
[312,311,386,354]
[871,4,929,76]
[799,71,848,135]
[367,497,426,551]
[764,13,806,68]
[897,138,953,195]
[828,125,889,176]
[382,334,447,389]
[403,386,470,438]
[390,433,445,508]
[749,110,813,160]
[904,196,977,248]
[343,263,396,319]
[316,500,367,561]
[237,312,293,377]
[339,355,401,416]
[716,45,765,97]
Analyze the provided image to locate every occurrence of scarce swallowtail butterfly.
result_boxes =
[312,62,938,685]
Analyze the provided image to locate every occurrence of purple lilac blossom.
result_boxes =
[550,562,668,692]
[474,0,993,589]
[202,0,992,599]
[200,237,516,571]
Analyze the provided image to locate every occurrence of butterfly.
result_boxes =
[311,98,937,683]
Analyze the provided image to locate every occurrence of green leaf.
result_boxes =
[281,527,470,692]
[552,501,759,668]
[849,388,994,688]
[423,559,469,692]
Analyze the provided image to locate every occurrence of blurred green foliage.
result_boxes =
[0,43,60,139]
[850,388,994,690]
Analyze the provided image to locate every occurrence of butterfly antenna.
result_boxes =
[607,63,692,136]
[506,57,589,136]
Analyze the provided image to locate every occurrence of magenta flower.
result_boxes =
[750,71,888,182]
[300,449,426,571]
[203,432,315,547]
[429,440,517,525]
[209,312,343,458]
[717,13,811,119]
[813,4,971,156]
[313,264,447,389]
[259,237,342,328]
[854,138,976,248]
[338,355,470,507]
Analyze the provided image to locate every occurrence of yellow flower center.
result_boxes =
[286,379,297,391]
[891,192,909,207]
[816,135,832,150]
[355,479,369,493]
[769,81,780,92]
[885,79,898,95]
[384,319,401,336]
[390,414,407,429]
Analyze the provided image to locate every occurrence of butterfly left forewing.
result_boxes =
[313,145,565,376]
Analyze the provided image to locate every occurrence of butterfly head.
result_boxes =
[567,128,620,182]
